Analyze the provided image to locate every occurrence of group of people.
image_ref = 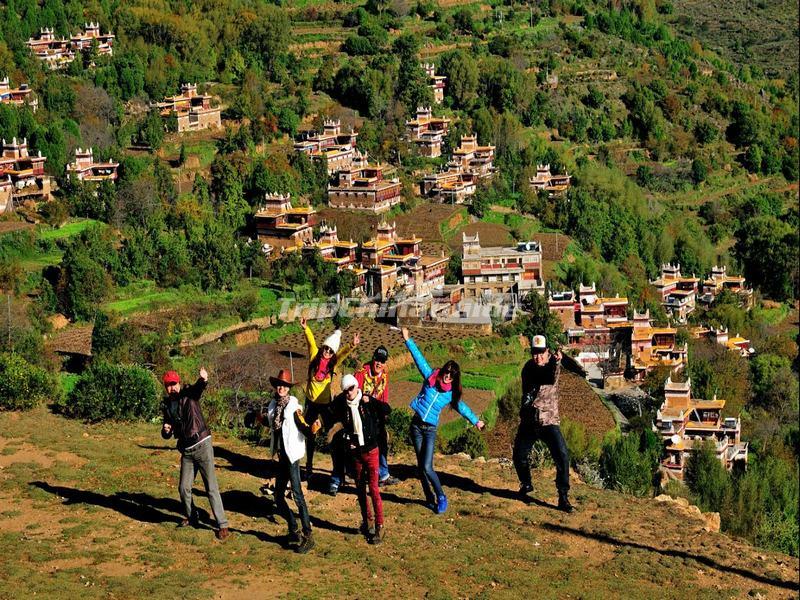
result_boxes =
[159,322,575,554]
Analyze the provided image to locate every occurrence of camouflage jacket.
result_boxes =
[520,356,561,427]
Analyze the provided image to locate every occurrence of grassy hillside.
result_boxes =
[671,0,800,78]
[0,407,797,599]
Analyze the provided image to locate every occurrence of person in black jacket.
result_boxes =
[161,367,229,540]
[328,374,391,544]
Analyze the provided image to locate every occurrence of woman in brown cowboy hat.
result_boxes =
[257,368,321,553]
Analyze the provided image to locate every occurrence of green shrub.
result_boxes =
[59,361,159,422]
[498,378,522,421]
[685,439,732,512]
[561,418,603,464]
[445,427,487,458]
[0,353,57,410]
[386,407,413,452]
[599,430,660,497]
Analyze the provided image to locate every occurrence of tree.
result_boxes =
[211,157,249,231]
[438,50,478,109]
[58,245,112,321]
[599,431,659,497]
[726,101,761,147]
[188,222,243,291]
[394,34,433,113]
[685,440,732,512]
[519,291,566,348]
[735,216,799,301]
[445,254,461,284]
[138,109,164,151]
[240,7,291,77]
[691,158,708,184]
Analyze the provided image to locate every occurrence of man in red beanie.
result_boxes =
[161,367,230,540]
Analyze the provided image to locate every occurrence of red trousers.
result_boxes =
[353,446,383,526]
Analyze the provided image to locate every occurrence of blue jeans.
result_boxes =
[410,415,443,503]
[379,451,389,480]
[274,453,311,534]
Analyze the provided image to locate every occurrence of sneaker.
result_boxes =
[370,525,383,545]
[327,483,339,496]
[379,476,400,487]
[295,531,315,554]
[557,493,574,513]
[215,527,230,541]
[286,530,302,547]
[436,495,448,514]
[519,483,534,497]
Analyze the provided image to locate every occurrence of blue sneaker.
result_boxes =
[436,495,448,514]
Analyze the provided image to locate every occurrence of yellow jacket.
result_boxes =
[303,325,353,405]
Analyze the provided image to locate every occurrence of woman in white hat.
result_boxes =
[298,317,360,480]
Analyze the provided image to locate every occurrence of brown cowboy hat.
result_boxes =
[269,369,295,388]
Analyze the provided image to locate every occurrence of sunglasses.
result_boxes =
[345,385,357,393]
[322,346,334,354]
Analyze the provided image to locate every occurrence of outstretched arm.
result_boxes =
[403,335,432,380]
[302,319,319,361]
[454,399,483,429]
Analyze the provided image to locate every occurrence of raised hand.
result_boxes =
[299,316,307,328]
[476,420,485,431]
[353,332,361,346]
[401,327,410,341]
[199,367,208,382]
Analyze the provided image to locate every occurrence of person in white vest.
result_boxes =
[259,368,321,553]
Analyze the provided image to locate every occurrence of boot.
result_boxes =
[286,529,302,547]
[360,519,376,539]
[557,491,574,513]
[295,531,315,554]
[370,524,383,545]
[519,482,534,497]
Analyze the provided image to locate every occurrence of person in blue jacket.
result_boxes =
[401,327,485,514]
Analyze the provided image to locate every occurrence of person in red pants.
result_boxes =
[328,374,390,544]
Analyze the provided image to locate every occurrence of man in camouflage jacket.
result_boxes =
[512,335,574,513]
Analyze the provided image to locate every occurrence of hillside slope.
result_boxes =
[0,408,797,599]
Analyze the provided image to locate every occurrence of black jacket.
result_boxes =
[329,391,391,452]
[161,379,211,451]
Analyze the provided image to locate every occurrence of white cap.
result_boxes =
[531,335,547,353]
[322,329,342,354]
[341,373,358,392]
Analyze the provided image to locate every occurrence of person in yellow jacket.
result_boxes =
[299,317,360,480]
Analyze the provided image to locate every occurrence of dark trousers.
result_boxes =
[329,435,353,487]
[353,446,383,526]
[274,452,311,534]
[409,416,443,503]
[512,422,570,495]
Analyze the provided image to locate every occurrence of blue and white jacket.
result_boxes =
[406,338,480,427]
